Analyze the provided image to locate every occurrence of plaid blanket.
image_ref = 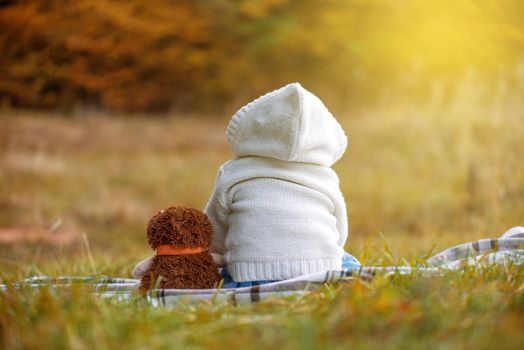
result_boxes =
[2,233,523,306]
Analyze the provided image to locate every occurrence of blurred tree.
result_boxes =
[0,0,523,113]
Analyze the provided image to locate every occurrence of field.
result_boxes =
[1,87,524,348]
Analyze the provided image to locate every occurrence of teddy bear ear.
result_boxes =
[145,208,175,248]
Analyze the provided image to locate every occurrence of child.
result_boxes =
[132,82,360,286]
[204,82,360,287]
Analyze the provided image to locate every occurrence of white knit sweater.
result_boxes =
[204,82,349,282]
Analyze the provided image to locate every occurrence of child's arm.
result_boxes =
[204,169,229,259]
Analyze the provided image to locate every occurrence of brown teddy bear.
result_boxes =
[139,206,220,292]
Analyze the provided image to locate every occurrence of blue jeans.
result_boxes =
[219,252,361,288]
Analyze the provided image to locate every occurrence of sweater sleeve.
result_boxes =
[204,167,229,255]
[334,185,349,247]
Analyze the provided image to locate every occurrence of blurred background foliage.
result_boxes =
[1,0,524,113]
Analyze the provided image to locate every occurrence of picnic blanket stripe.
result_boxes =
[229,290,237,306]
[250,285,260,303]
[472,241,480,253]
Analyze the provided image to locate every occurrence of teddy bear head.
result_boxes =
[146,206,214,249]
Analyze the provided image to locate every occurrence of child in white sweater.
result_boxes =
[132,82,360,286]
[205,82,360,287]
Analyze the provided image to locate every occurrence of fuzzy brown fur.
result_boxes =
[140,206,219,291]
[146,206,214,249]
[140,254,218,290]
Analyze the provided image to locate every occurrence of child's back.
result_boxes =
[205,83,350,282]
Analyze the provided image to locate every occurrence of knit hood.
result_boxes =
[226,83,347,167]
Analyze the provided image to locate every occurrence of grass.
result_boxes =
[1,267,523,349]
[1,81,524,348]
